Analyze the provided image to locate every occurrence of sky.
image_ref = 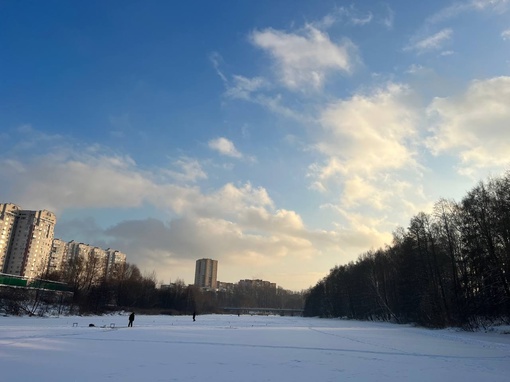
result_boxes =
[1,0,510,291]
[1,314,510,381]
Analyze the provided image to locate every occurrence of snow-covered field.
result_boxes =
[1,314,510,381]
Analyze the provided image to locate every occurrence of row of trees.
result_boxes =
[0,261,161,316]
[304,172,510,328]
[0,255,304,315]
[198,283,304,313]
[78,272,303,315]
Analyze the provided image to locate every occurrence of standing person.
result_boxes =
[128,312,135,327]
[192,311,196,322]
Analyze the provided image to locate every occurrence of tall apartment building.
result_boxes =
[0,203,21,272]
[0,203,57,279]
[53,240,127,282]
[67,241,107,284]
[1,202,127,281]
[105,248,127,279]
[48,238,69,273]
[194,258,218,289]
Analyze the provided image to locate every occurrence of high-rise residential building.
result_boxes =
[0,203,21,272]
[61,241,126,282]
[48,238,69,273]
[105,248,127,279]
[194,258,218,289]
[67,241,107,284]
[91,246,108,277]
[1,204,57,279]
[1,202,128,281]
[68,240,92,260]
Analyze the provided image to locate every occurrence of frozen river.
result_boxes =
[1,314,510,381]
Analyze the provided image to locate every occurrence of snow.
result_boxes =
[1,314,510,381]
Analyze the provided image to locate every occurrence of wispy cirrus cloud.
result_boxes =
[224,75,269,100]
[313,5,392,29]
[209,51,227,83]
[405,28,453,54]
[210,54,303,120]
[381,4,395,28]
[210,52,269,100]
[427,0,509,23]
[470,0,509,11]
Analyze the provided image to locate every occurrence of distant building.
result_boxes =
[217,281,235,291]
[238,279,277,290]
[194,258,218,289]
[160,281,186,290]
[0,203,57,279]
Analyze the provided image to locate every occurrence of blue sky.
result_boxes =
[1,1,510,290]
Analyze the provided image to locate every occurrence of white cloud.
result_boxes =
[0,152,153,212]
[163,157,207,183]
[342,175,388,210]
[427,0,509,23]
[313,6,377,29]
[250,25,358,90]
[405,29,453,54]
[208,137,243,158]
[426,76,510,176]
[312,83,419,181]
[329,207,394,247]
[470,0,509,12]
[502,29,510,40]
[211,55,273,109]
[349,11,373,26]
[224,75,268,100]
[220,74,305,121]
[195,182,274,218]
[11,124,65,152]
[381,5,395,29]
[213,62,305,121]
[307,83,425,222]
[209,51,227,83]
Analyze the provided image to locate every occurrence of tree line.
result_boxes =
[303,172,510,328]
[1,255,304,316]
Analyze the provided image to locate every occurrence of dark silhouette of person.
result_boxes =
[128,312,135,327]
[193,311,196,322]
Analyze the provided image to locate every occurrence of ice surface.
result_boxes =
[1,314,509,381]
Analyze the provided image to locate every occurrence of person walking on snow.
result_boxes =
[128,312,135,327]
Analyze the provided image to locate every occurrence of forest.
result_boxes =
[303,172,510,328]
